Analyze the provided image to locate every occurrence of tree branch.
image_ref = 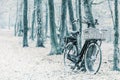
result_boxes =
[92,0,107,5]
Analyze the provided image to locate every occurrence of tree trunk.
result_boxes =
[14,0,19,36]
[59,0,67,52]
[30,0,36,40]
[18,1,23,36]
[45,2,48,39]
[23,0,28,47]
[75,0,78,18]
[48,0,61,55]
[113,0,120,70]
[78,0,82,51]
[67,0,77,31]
[36,0,44,47]
[83,0,95,28]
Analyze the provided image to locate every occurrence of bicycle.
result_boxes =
[63,19,106,74]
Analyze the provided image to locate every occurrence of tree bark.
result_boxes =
[75,0,79,18]
[48,0,61,55]
[18,1,23,37]
[36,0,44,47]
[59,0,67,52]
[45,2,48,39]
[78,0,82,51]
[23,0,28,47]
[67,0,77,31]
[83,0,95,28]
[30,0,36,40]
[113,0,120,70]
[14,0,19,36]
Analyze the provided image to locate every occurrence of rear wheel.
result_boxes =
[64,42,78,71]
[84,43,102,74]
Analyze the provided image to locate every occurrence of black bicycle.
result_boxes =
[63,20,105,74]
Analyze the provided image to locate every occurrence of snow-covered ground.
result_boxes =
[0,29,120,80]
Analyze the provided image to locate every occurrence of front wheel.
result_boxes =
[64,42,78,71]
[84,43,102,74]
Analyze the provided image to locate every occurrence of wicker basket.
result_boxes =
[83,28,106,40]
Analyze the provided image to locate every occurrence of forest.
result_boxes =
[0,0,120,80]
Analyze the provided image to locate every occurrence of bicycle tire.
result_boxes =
[84,42,102,74]
[64,42,78,71]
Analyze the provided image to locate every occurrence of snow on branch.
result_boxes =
[92,0,107,5]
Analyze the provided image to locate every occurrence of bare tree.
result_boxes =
[23,0,28,47]
[36,0,44,47]
[14,0,23,36]
[113,0,120,71]
[48,0,61,55]
[14,0,19,36]
[59,0,67,51]
[18,1,23,36]
[45,1,49,39]
[68,0,77,31]
[30,0,36,40]
[78,0,82,50]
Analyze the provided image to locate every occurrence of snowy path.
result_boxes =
[0,29,120,80]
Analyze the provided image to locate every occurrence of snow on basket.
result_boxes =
[83,28,107,40]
